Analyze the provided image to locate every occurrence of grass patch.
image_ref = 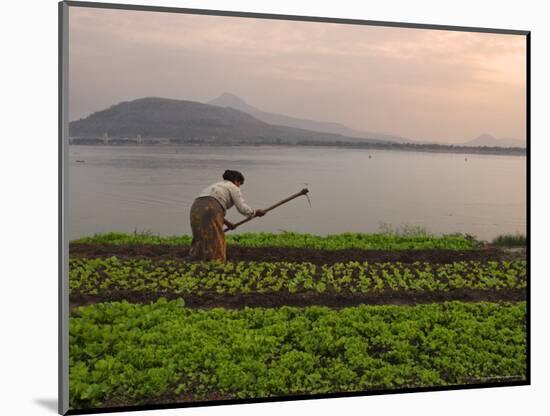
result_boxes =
[492,234,527,247]
[71,231,479,250]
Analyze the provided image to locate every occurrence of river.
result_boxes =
[68,144,526,241]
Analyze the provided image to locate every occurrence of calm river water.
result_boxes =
[69,145,526,241]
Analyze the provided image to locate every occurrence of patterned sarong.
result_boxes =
[189,196,226,262]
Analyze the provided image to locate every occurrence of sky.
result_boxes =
[68,6,527,144]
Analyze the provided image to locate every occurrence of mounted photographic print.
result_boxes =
[58,1,530,414]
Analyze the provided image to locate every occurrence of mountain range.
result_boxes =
[208,93,413,144]
[69,94,525,149]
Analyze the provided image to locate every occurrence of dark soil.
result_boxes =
[91,374,526,411]
[99,387,234,410]
[70,288,526,311]
[69,243,526,264]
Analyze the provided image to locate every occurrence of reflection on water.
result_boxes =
[69,145,526,241]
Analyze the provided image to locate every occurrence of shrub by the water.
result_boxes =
[492,234,526,247]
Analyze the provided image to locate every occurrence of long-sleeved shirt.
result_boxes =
[197,180,255,217]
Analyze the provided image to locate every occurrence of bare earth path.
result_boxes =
[70,243,526,264]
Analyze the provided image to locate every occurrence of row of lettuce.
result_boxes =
[71,232,480,250]
[70,299,526,409]
[69,257,526,297]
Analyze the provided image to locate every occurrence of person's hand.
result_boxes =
[225,221,236,230]
[255,209,267,217]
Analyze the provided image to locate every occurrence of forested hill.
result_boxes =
[69,97,387,145]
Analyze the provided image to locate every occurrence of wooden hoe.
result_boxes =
[224,188,310,232]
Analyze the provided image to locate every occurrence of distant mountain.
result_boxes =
[208,92,414,144]
[69,97,389,145]
[462,134,526,148]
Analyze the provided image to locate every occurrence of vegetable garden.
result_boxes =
[68,232,528,410]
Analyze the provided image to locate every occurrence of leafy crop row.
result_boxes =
[69,300,526,408]
[71,231,478,250]
[69,258,526,296]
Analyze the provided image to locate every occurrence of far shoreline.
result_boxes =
[69,140,527,157]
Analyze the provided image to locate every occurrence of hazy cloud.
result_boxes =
[68,7,526,143]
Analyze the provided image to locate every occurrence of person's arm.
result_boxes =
[228,185,256,218]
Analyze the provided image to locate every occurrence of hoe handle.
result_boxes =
[224,188,309,232]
